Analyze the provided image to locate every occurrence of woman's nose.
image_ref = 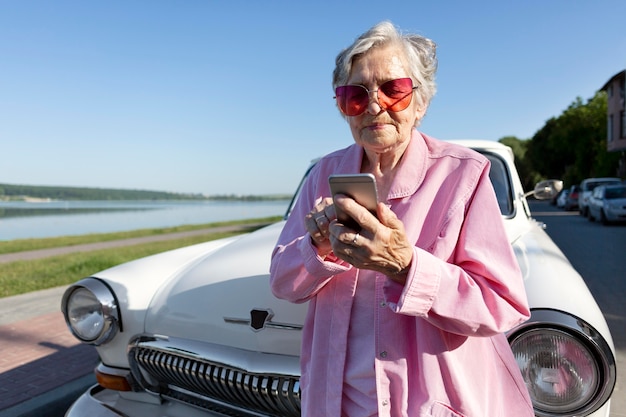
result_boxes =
[366,90,384,115]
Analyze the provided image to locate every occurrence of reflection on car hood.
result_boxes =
[145,221,305,356]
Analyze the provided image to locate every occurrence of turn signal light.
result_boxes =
[95,368,132,392]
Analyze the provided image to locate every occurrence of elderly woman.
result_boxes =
[270,21,534,417]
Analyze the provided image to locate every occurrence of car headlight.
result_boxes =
[508,309,616,417]
[61,278,121,346]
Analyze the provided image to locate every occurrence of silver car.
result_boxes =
[579,177,622,217]
[588,183,626,225]
[61,140,616,417]
[556,189,570,209]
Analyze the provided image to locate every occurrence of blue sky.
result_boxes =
[1,1,624,196]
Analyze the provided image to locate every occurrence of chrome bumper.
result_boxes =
[66,384,613,417]
[65,385,230,417]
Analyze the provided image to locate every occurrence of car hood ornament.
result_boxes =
[224,308,303,332]
[250,308,273,331]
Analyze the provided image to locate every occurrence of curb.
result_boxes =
[0,374,96,417]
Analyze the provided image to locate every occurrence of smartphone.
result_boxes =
[328,173,379,229]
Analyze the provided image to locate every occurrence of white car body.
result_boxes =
[556,189,569,209]
[588,184,626,224]
[62,140,616,417]
[579,177,622,217]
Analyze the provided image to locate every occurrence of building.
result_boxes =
[600,70,626,152]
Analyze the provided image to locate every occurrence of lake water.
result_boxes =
[0,200,290,241]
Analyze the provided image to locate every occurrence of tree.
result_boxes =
[498,136,539,191]
[526,92,620,187]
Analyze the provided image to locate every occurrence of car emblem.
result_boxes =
[224,308,303,332]
[250,308,273,331]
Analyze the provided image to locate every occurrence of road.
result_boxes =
[530,200,625,417]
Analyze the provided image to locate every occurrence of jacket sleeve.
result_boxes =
[269,166,351,303]
[384,164,530,336]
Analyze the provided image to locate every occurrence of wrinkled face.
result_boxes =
[345,43,425,155]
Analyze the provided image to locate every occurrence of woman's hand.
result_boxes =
[330,194,413,284]
[304,197,335,257]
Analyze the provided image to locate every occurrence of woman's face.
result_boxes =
[345,43,425,155]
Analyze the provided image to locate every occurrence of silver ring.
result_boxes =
[352,232,360,245]
[315,214,327,224]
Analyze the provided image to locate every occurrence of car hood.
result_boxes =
[605,197,626,205]
[140,217,614,358]
[512,220,614,348]
[145,221,306,357]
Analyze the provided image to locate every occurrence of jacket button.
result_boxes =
[380,351,387,358]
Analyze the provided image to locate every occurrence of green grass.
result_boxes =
[0,216,282,254]
[0,217,282,298]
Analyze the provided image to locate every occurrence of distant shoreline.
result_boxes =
[0,183,291,202]
[0,195,292,202]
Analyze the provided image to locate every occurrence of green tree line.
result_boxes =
[498,91,623,191]
[0,184,291,201]
[0,184,206,200]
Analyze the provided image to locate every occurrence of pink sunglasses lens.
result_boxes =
[335,85,369,116]
[378,78,414,111]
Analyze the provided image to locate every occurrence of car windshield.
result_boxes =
[589,180,620,190]
[605,186,626,199]
[484,153,513,215]
[286,150,514,218]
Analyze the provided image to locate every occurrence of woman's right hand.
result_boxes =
[304,197,335,257]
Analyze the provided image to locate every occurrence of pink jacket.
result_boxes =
[270,131,534,417]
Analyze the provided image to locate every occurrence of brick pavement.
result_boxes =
[0,311,98,411]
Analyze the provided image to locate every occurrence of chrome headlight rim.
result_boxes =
[508,308,616,417]
[61,277,121,346]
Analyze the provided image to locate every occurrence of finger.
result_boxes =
[351,232,360,245]
[324,203,337,222]
[334,194,378,230]
[376,202,403,230]
[314,212,329,223]
[309,223,325,242]
[314,213,330,236]
[305,213,324,241]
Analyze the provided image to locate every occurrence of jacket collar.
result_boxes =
[339,129,428,201]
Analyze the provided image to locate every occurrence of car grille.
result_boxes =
[129,337,301,417]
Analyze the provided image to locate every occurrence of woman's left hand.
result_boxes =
[329,195,413,284]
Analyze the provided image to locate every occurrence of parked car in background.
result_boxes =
[588,183,626,225]
[556,189,570,209]
[550,187,562,205]
[565,184,581,211]
[61,140,616,417]
[579,177,622,217]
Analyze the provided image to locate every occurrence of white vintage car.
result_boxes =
[61,140,616,417]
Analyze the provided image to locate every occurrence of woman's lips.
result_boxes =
[366,123,387,130]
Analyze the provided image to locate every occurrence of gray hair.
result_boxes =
[333,21,438,111]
